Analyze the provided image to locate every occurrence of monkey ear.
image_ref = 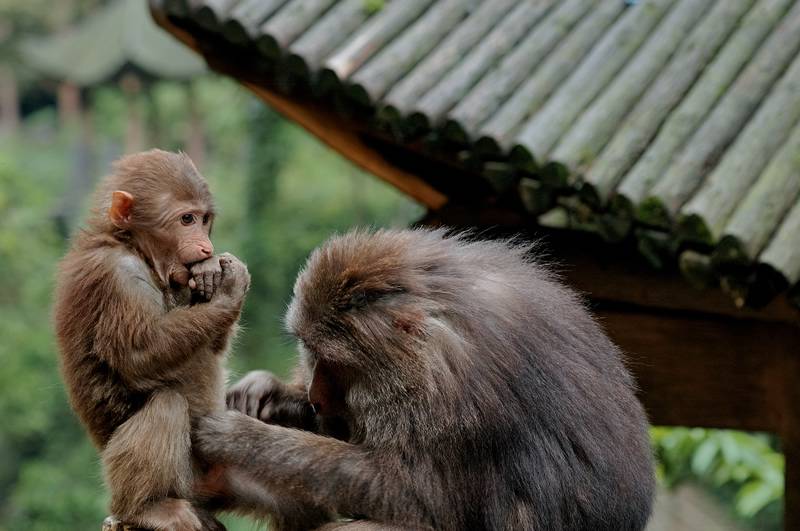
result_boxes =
[108,190,134,228]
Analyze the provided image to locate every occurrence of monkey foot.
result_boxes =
[102,516,148,531]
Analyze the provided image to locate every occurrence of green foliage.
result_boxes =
[653,427,783,528]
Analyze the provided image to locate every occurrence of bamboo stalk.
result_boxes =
[323,0,435,81]
[759,196,800,287]
[478,1,624,155]
[445,0,593,140]
[348,0,478,105]
[581,0,753,203]
[162,0,191,17]
[382,0,514,119]
[553,0,711,174]
[679,250,716,289]
[193,0,236,31]
[256,0,337,59]
[749,263,790,308]
[679,52,800,246]
[222,0,288,45]
[409,1,556,130]
[644,0,800,220]
[714,118,800,267]
[513,0,672,159]
[635,228,676,270]
[285,0,368,75]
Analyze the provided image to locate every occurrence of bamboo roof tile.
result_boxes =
[152,0,800,311]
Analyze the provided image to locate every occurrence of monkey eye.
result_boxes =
[180,213,195,225]
[202,213,210,225]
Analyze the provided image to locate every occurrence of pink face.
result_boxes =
[173,209,214,265]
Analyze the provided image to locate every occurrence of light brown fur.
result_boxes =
[54,149,249,530]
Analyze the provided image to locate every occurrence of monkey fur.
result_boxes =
[197,228,655,530]
[54,149,250,530]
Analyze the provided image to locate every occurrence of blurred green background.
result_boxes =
[0,1,785,530]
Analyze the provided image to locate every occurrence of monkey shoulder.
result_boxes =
[108,251,164,305]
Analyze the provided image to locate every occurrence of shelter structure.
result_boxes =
[151,1,800,527]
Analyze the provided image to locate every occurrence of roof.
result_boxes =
[153,0,800,312]
[22,0,204,86]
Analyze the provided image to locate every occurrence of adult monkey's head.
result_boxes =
[285,228,536,445]
[89,149,215,287]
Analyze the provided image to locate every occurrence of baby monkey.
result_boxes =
[54,150,249,530]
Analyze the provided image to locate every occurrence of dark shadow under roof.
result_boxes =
[152,0,800,312]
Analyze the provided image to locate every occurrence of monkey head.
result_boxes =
[285,229,498,441]
[92,149,215,287]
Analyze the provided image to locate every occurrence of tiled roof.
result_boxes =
[154,0,800,311]
[22,0,204,86]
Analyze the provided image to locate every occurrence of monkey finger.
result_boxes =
[203,271,213,299]
[245,392,261,418]
[188,278,197,290]
[196,274,206,298]
[227,390,242,413]
[213,270,222,298]
[258,402,273,423]
[220,259,232,279]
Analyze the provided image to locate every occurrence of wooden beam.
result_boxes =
[597,305,795,431]
[150,6,448,211]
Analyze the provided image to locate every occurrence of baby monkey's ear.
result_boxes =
[108,190,134,228]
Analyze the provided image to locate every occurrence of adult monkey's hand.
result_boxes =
[227,370,316,431]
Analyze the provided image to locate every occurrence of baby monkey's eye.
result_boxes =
[202,213,210,225]
[181,214,195,225]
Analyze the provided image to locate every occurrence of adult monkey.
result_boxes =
[55,150,250,530]
[196,228,655,530]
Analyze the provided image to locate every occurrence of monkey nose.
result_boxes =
[200,243,213,257]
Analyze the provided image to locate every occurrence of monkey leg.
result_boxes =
[103,390,202,530]
[202,466,330,531]
[195,412,426,527]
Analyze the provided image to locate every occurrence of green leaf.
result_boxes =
[691,438,719,476]
[736,480,779,517]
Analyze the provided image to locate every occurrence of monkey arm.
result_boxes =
[95,259,242,384]
[194,411,420,521]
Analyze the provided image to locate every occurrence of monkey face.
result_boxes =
[101,150,217,283]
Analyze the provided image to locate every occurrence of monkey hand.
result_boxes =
[227,371,316,430]
[189,256,223,301]
[216,253,250,307]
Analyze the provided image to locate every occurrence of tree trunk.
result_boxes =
[0,63,20,136]
[186,81,206,168]
[120,73,145,154]
[57,81,81,129]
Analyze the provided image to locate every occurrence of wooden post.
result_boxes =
[120,72,145,154]
[57,81,81,128]
[0,62,20,135]
[185,81,206,168]
[782,337,800,531]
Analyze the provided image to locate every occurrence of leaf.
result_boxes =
[736,480,779,517]
[691,438,719,476]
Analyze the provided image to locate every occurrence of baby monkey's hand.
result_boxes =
[189,255,223,301]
